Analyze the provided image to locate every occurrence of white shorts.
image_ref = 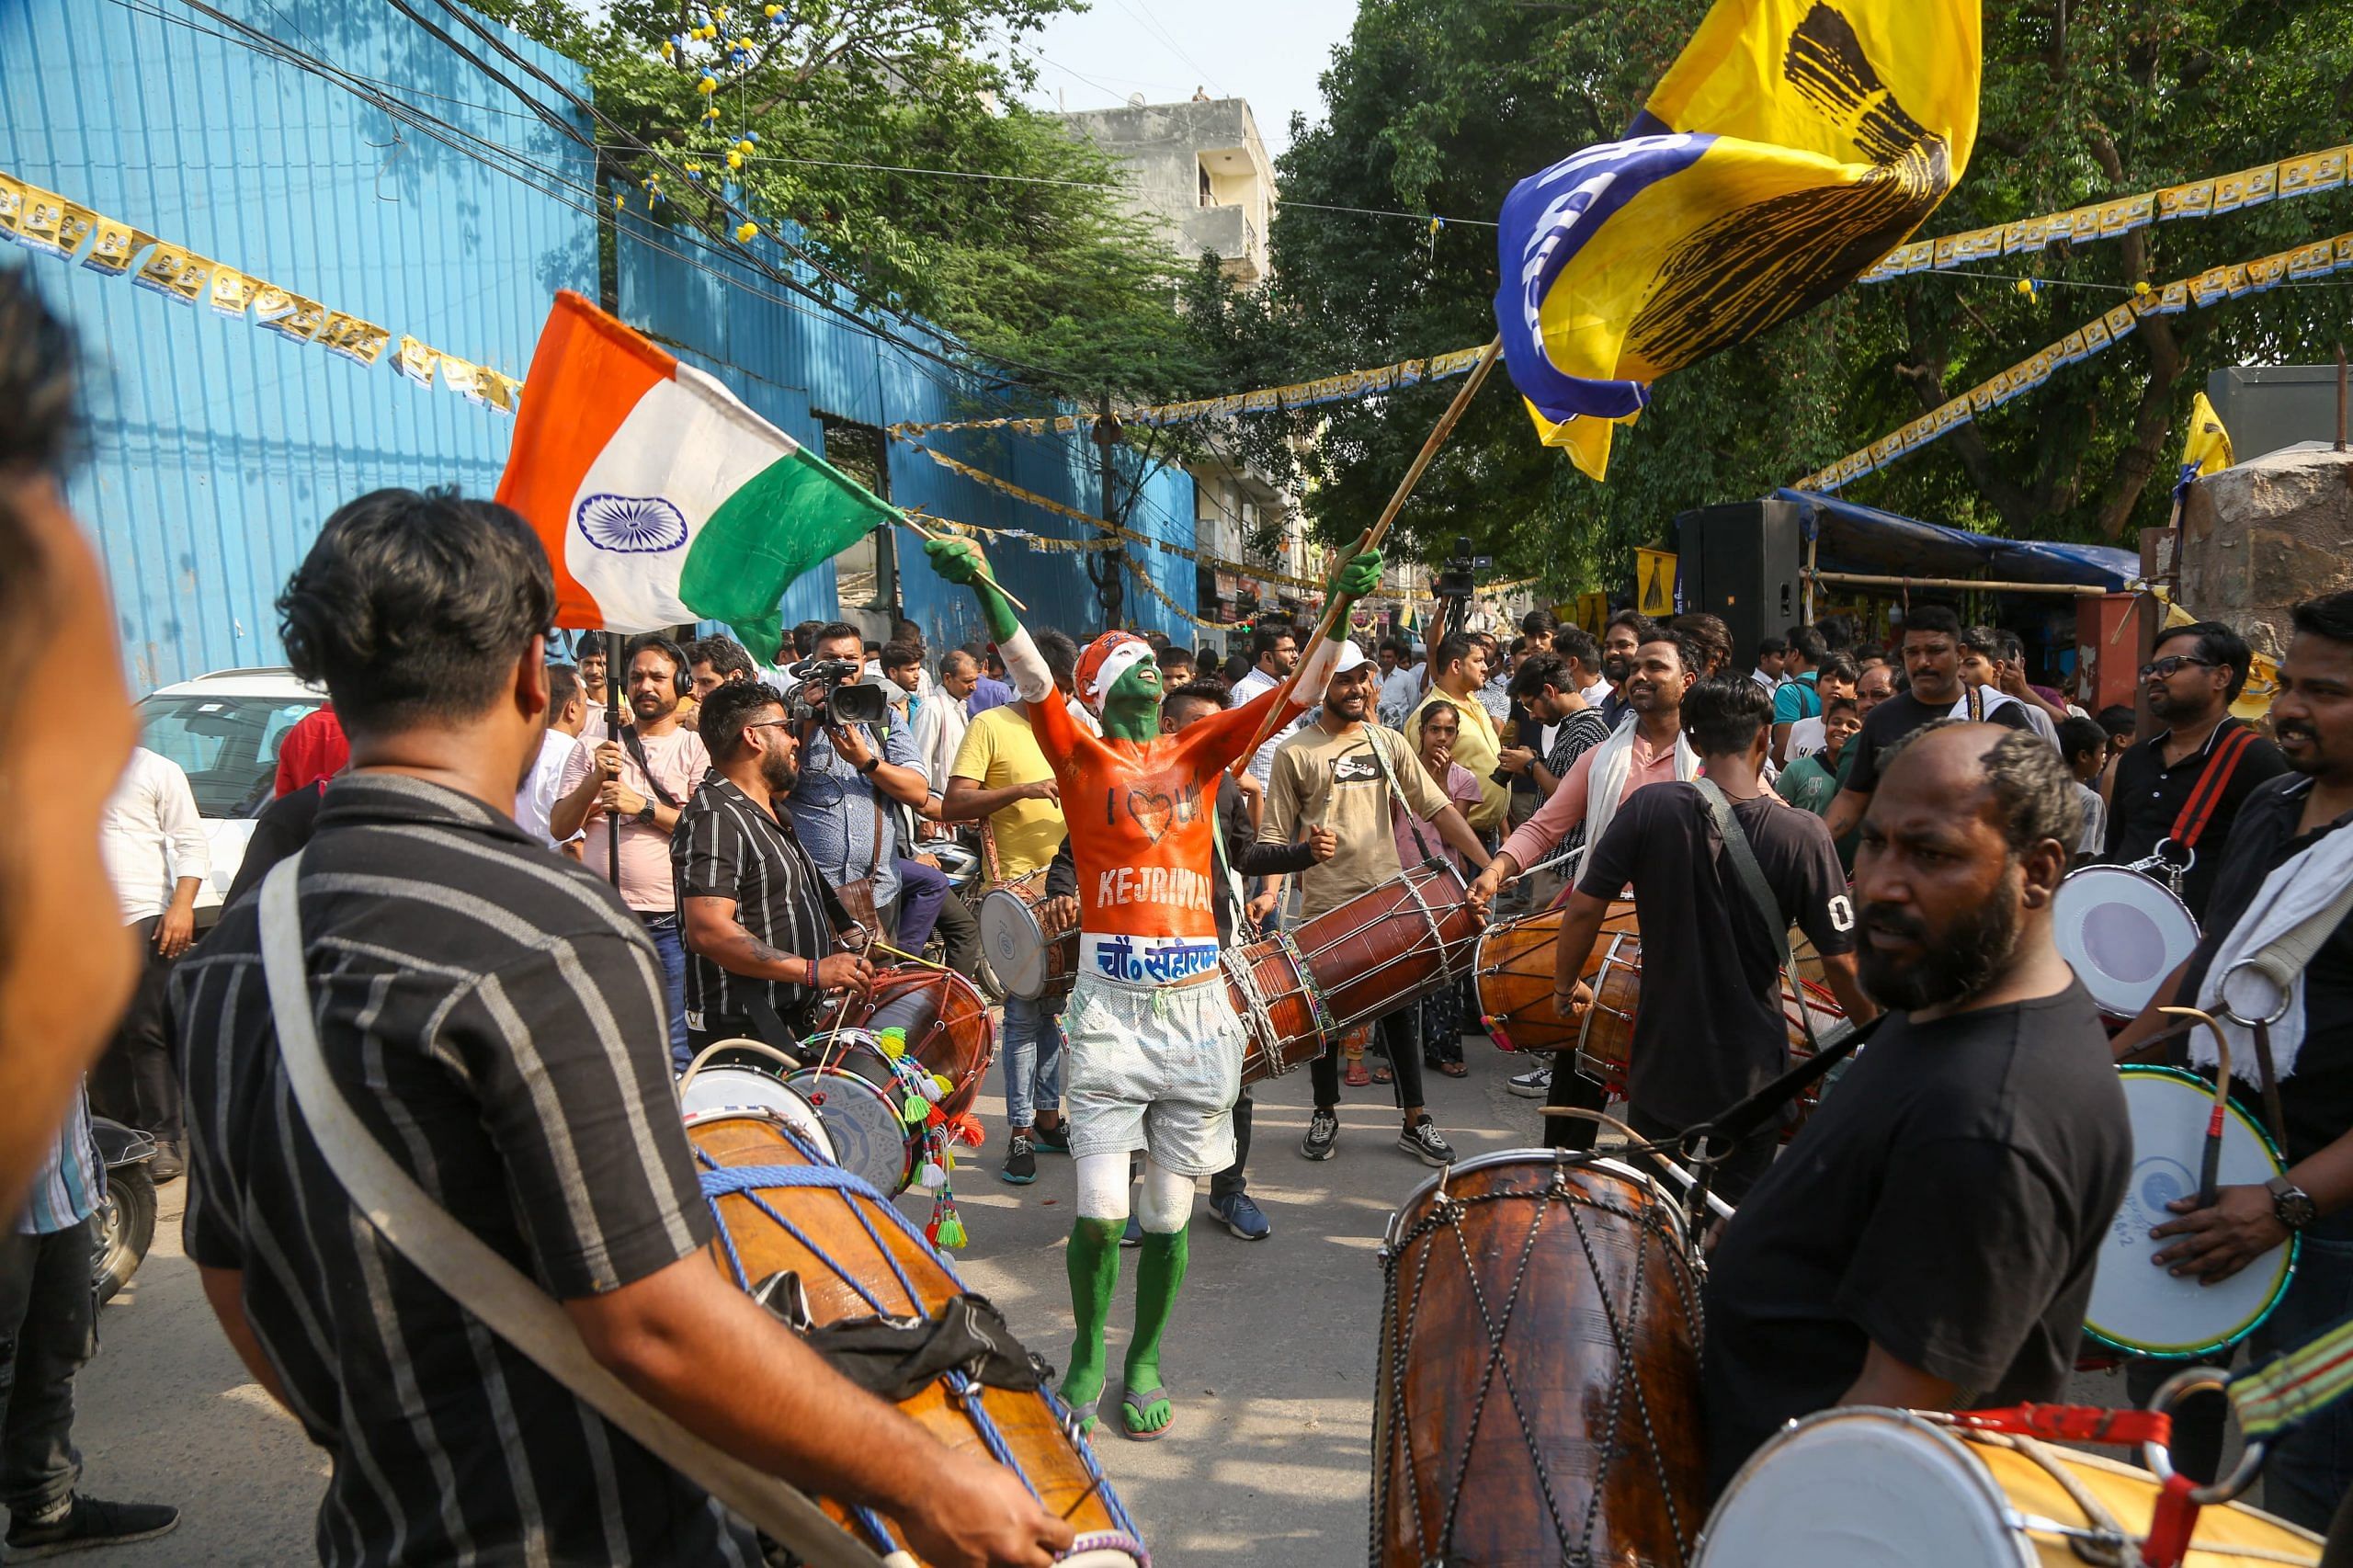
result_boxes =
[1062,967,1246,1177]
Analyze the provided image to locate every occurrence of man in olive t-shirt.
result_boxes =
[1248,643,1489,1165]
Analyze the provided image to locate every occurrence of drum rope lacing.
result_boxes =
[1374,1165,1703,1567]
[694,1136,1147,1559]
[1217,943,1324,1079]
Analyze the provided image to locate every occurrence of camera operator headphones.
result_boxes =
[625,633,694,699]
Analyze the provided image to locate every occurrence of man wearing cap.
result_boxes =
[926,534,1384,1444]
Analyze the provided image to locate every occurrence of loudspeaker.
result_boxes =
[1674,501,1803,667]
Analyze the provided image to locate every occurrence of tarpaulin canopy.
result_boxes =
[1775,489,2141,591]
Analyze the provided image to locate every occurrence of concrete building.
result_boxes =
[1057,96,1275,284]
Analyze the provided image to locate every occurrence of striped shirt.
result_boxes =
[672,772,836,1030]
[170,774,756,1567]
[15,1085,99,1235]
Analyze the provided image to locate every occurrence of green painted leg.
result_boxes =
[1062,1217,1122,1433]
[1122,1226,1189,1438]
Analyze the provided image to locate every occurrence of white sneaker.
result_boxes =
[1506,1064,1552,1098]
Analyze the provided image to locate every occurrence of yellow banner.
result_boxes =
[1635,549,1677,618]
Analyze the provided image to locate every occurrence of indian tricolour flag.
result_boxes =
[496,290,895,663]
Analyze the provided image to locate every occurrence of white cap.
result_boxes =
[1330,639,1370,676]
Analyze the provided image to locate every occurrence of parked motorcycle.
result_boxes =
[88,1116,158,1304]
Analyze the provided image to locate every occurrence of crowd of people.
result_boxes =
[7,255,2353,1564]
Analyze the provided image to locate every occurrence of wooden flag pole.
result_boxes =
[891,508,1030,613]
[1233,335,1505,767]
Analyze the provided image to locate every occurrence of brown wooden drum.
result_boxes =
[825,967,995,1118]
[1375,1149,1706,1567]
[688,1112,1148,1566]
[1227,861,1483,1085]
[1472,903,1637,1054]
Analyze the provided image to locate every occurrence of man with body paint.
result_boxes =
[925,534,1383,1441]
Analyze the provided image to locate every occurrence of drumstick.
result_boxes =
[2161,1006,2235,1210]
[870,940,951,973]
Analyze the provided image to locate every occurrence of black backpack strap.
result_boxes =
[1693,776,1815,1053]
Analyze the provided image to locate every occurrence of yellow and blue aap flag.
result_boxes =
[2174,392,2234,502]
[1495,0,1980,481]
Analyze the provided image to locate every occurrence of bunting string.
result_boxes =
[1858,142,2350,285]
[1793,226,2353,493]
[884,345,1494,439]
[0,166,523,412]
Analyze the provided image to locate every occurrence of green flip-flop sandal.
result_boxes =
[1121,1383,1172,1442]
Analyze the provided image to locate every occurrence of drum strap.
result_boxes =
[1690,1015,1889,1151]
[1361,730,1437,869]
[255,855,885,1568]
[2170,722,2257,852]
[1693,777,1816,1054]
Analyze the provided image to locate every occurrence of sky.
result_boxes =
[1003,0,1361,157]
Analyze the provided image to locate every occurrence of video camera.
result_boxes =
[785,657,891,728]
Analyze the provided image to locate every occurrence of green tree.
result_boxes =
[1263,0,2353,594]
[470,0,1217,408]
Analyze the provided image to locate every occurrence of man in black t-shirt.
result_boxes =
[1552,678,1874,1199]
[1822,605,2029,844]
[2099,619,2288,920]
[2106,593,2353,1530]
[1703,722,2129,1498]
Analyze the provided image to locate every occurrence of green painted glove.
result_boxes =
[1329,547,1384,601]
[924,535,989,586]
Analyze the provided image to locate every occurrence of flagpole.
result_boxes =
[1233,336,1504,768]
[602,628,623,890]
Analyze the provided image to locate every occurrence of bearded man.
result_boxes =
[925,534,1381,1442]
[1699,722,2130,1499]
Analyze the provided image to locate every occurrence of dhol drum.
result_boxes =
[826,967,995,1119]
[1374,1150,1706,1568]
[677,1055,835,1156]
[1574,933,1851,1132]
[1472,903,1637,1054]
[784,1036,928,1195]
[976,870,1080,1003]
[1228,861,1482,1085]
[1696,1405,2319,1567]
[688,1112,1150,1567]
[2083,1065,2298,1359]
[2054,865,2202,1018]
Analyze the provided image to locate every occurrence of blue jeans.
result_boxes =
[640,913,689,1074]
[2251,1232,2353,1530]
[1001,991,1066,1131]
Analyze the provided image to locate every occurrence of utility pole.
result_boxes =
[1086,392,1128,634]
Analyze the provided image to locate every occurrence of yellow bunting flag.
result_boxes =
[81,219,148,276]
[394,335,439,387]
[209,267,253,318]
[13,186,68,256]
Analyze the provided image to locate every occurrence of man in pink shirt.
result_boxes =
[1470,632,1698,1138]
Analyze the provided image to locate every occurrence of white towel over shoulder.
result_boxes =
[2190,818,2353,1083]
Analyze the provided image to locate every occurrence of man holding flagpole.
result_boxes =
[925,531,1383,1443]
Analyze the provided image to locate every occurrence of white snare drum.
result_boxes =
[2084,1065,2297,1359]
[677,1060,835,1159]
[977,872,1078,1001]
[2053,865,2200,1017]
[1697,1405,2320,1566]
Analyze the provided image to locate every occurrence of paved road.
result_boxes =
[63,1037,1560,1566]
[59,1036,2228,1565]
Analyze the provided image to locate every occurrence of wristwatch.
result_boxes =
[633,801,658,827]
[858,756,881,777]
[2268,1175,2319,1231]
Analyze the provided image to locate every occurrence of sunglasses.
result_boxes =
[2140,654,2219,681]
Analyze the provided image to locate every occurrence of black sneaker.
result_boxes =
[1301,1108,1339,1161]
[1029,1119,1070,1154]
[148,1140,184,1184]
[6,1494,180,1558]
[1398,1116,1456,1168]
[999,1131,1038,1186]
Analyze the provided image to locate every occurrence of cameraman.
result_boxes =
[782,622,955,961]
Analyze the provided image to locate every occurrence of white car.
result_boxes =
[136,667,325,923]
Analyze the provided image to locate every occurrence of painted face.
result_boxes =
[1100,653,1164,736]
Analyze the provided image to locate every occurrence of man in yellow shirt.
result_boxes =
[943,628,1078,1184]
[1406,633,1506,835]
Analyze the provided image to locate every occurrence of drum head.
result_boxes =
[1697,1408,2029,1568]
[678,1066,835,1158]
[2086,1067,2296,1358]
[979,888,1048,999]
[2053,866,2201,1017]
[784,1066,915,1194]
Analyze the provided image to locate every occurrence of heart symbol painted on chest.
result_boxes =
[1126,785,1176,844]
